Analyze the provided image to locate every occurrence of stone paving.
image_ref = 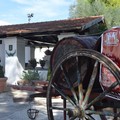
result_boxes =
[0,91,69,120]
[0,91,48,120]
[0,91,104,120]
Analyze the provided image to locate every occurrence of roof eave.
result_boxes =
[81,16,104,31]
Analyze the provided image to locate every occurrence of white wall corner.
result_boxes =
[4,37,25,84]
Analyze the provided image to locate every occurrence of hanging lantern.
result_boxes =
[27,108,39,120]
[45,47,52,55]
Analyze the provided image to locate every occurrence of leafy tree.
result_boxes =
[69,0,120,28]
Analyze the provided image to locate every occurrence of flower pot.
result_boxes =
[39,60,46,69]
[0,77,7,92]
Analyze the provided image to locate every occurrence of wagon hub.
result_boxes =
[67,107,85,118]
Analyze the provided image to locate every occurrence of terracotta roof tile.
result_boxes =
[0,16,104,36]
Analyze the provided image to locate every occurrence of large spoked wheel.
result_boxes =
[47,49,120,120]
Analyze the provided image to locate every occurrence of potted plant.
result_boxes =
[0,65,7,92]
[12,70,40,102]
[18,70,40,86]
[29,58,37,69]
[39,59,46,69]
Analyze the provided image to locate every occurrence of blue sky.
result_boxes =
[0,0,75,25]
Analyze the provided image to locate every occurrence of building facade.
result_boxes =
[0,16,106,84]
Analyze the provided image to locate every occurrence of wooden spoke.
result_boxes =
[86,81,119,109]
[52,83,75,106]
[76,56,84,105]
[83,61,98,107]
[60,65,78,105]
[85,115,95,120]
[87,110,114,116]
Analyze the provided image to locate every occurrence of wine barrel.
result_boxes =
[50,35,99,71]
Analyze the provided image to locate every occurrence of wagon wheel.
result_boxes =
[47,49,120,120]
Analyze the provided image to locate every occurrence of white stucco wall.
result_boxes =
[4,37,17,57]
[4,37,24,84]
[25,46,35,63]
[17,37,25,68]
[0,39,5,67]
[31,46,35,59]
[25,46,30,63]
[35,47,46,64]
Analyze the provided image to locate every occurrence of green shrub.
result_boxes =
[21,70,40,81]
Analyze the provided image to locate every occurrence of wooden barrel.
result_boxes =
[50,35,99,71]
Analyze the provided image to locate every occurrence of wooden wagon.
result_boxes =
[46,27,120,120]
